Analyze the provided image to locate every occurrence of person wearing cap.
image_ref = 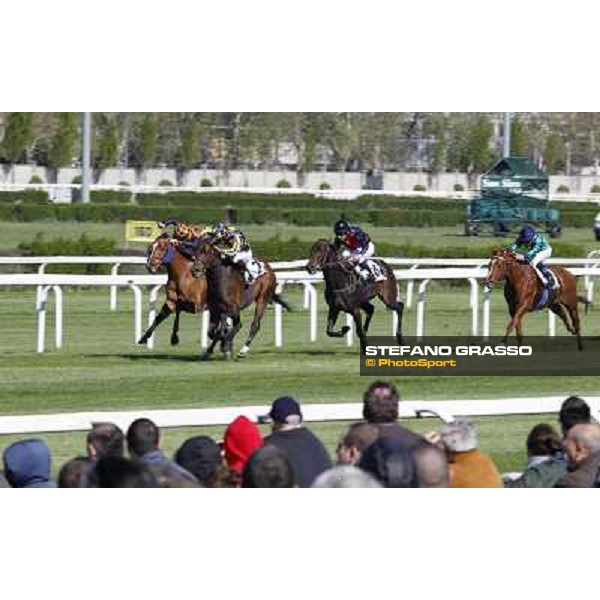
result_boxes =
[263,396,332,488]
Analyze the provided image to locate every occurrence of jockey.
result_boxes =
[158,218,204,258]
[334,219,377,281]
[211,222,262,284]
[509,224,554,289]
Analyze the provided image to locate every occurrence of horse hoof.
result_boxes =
[237,344,250,359]
[138,337,148,345]
[224,351,234,361]
[199,352,212,362]
[170,336,179,346]
[340,326,351,335]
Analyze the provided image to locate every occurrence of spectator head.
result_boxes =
[412,443,450,488]
[563,424,600,468]
[526,424,563,458]
[174,436,222,486]
[58,456,92,488]
[312,465,381,488]
[337,422,379,465]
[559,396,591,436]
[362,381,399,424]
[242,445,296,488]
[87,422,124,459]
[90,456,157,488]
[150,465,202,488]
[267,396,303,431]
[439,419,478,454]
[2,438,55,488]
[224,416,263,473]
[127,418,160,459]
[358,438,417,488]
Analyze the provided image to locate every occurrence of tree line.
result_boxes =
[0,112,599,175]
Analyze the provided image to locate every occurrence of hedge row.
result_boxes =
[0,190,48,204]
[0,204,466,228]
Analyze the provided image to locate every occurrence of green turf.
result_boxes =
[0,286,598,416]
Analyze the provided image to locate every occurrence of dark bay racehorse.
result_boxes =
[306,239,404,352]
[484,249,591,350]
[192,244,291,360]
[138,233,208,346]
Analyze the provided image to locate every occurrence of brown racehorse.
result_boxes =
[138,233,208,346]
[484,249,591,350]
[306,239,404,353]
[192,244,291,360]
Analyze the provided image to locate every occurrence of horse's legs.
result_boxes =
[170,306,182,346]
[352,307,368,353]
[378,284,405,344]
[200,311,222,361]
[550,303,576,335]
[326,306,350,337]
[565,303,583,351]
[238,299,267,358]
[503,305,528,345]
[360,302,375,334]
[138,302,173,345]
[221,313,241,360]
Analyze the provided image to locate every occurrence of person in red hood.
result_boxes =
[224,416,263,473]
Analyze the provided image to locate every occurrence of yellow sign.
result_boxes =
[125,220,162,243]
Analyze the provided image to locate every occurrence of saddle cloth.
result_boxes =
[366,259,387,282]
[243,259,266,284]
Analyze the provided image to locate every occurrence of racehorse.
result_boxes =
[484,248,591,350]
[138,233,208,346]
[192,244,291,360]
[306,239,404,353]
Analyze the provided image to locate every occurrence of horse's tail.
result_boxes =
[578,295,592,314]
[272,293,293,312]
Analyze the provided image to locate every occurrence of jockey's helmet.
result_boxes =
[214,222,228,237]
[174,222,191,239]
[334,219,350,236]
[517,224,536,244]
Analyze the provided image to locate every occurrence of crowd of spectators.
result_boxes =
[1,384,599,488]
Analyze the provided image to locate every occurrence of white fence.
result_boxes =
[1,254,600,353]
[1,396,599,435]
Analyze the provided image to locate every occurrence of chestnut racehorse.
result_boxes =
[192,244,291,360]
[484,249,591,350]
[306,239,404,353]
[138,233,208,346]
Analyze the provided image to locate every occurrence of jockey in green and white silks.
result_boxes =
[509,224,554,289]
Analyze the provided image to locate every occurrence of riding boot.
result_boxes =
[540,264,554,289]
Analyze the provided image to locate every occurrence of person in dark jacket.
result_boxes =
[362,381,425,451]
[358,438,418,488]
[126,418,196,483]
[174,436,223,487]
[262,396,331,487]
[505,423,567,488]
[2,438,56,488]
